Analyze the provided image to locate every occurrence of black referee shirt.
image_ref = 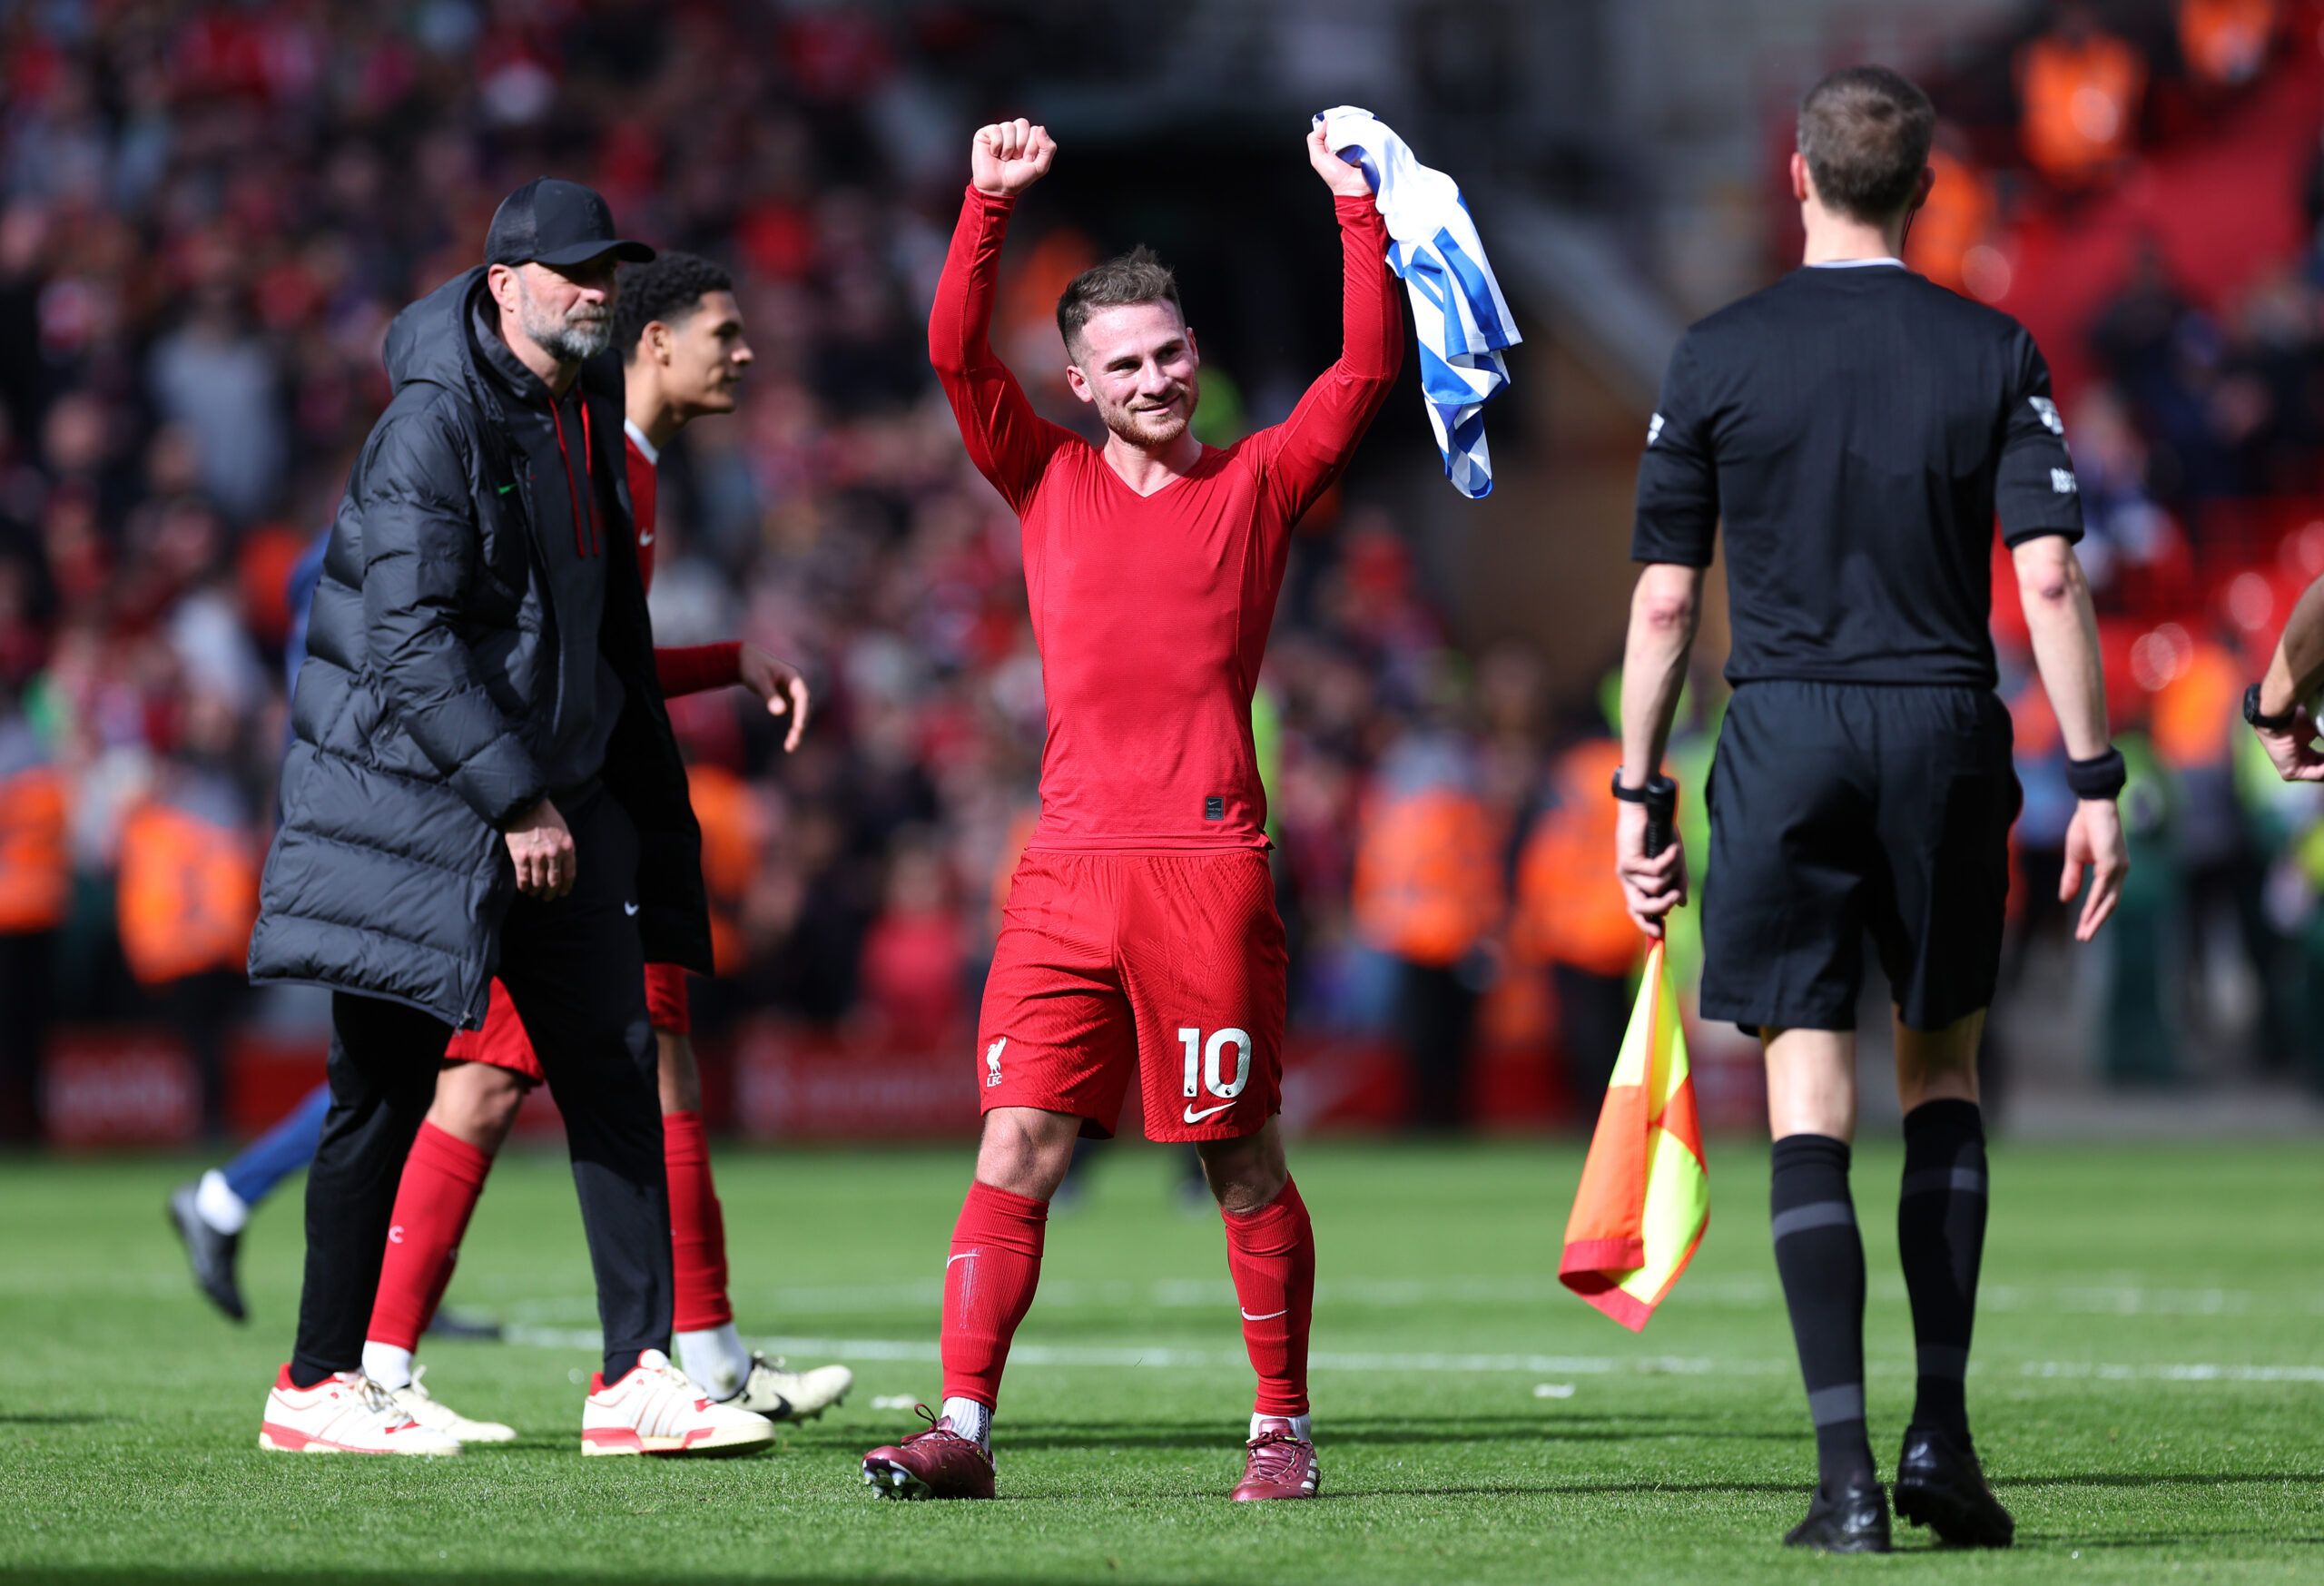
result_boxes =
[1632,261,2083,690]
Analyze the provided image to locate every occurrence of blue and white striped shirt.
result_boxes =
[1316,105,1520,499]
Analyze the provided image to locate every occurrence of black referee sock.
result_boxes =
[1897,1098,1988,1448]
[1769,1133,1873,1494]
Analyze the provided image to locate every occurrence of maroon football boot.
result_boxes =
[862,1406,997,1500]
[1231,1418,1320,1501]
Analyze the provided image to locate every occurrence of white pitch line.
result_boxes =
[500,1325,1772,1377]
[501,1325,2324,1389]
[492,1276,2313,1324]
[2021,1362,2324,1384]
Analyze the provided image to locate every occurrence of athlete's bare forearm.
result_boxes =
[1612,561,1702,934]
[2260,571,2324,715]
[2014,534,2126,938]
[2012,535,2108,760]
[1619,562,1703,785]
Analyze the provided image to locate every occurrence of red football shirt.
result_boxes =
[931,185,1402,852]
[625,429,660,589]
[627,425,743,698]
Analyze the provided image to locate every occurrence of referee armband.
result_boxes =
[1631,338,1719,567]
[1994,343,2086,547]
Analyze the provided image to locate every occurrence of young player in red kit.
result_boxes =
[860,119,1401,1502]
[354,253,852,1447]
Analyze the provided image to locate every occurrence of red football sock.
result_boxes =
[939,1180,1049,1410]
[1222,1177,1315,1417]
[367,1122,494,1353]
[664,1109,734,1332]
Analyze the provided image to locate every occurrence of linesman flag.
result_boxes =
[1559,941,1709,1330]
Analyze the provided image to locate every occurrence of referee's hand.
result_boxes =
[2253,704,2324,783]
[1615,799,1687,940]
[2061,798,2128,942]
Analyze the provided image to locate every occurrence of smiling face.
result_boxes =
[1064,300,1201,449]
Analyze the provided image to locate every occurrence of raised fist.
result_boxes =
[971,118,1057,199]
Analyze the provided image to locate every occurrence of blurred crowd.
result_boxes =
[1905,0,2324,532]
[15,1,2324,1148]
[1867,0,2324,1093]
[0,0,1641,1143]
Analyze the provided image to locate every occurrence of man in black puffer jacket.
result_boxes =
[248,180,763,1457]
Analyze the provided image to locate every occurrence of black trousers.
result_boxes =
[167,968,245,1139]
[1552,962,1631,1122]
[291,784,668,1384]
[0,929,54,1143]
[1397,959,1476,1130]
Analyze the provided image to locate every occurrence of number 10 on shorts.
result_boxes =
[1178,1027,1252,1100]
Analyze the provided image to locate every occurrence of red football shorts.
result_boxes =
[441,964,693,1080]
[643,962,691,1033]
[977,850,1286,1143]
[442,980,543,1082]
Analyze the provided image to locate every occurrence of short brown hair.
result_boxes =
[1056,246,1182,359]
[1797,65,1935,224]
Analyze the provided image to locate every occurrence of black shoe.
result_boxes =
[166,1183,245,1322]
[425,1307,504,1342]
[1784,1482,1892,1553]
[1894,1426,2014,1548]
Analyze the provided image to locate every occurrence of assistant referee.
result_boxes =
[1614,66,2127,1554]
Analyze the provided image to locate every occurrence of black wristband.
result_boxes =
[1613,771,1679,856]
[1610,772,1674,804]
[2064,747,2126,800]
[2243,682,2301,734]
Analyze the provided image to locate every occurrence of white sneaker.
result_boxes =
[389,1365,517,1444]
[581,1348,775,1456]
[729,1354,853,1422]
[259,1365,462,1455]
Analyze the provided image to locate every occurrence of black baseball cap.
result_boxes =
[485,177,655,270]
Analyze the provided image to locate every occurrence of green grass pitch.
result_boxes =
[2,1137,2319,1583]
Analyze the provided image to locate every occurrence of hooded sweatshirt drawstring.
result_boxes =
[549,396,599,558]
[580,401,599,557]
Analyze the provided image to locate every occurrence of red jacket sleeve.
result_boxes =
[1253,195,1405,525]
[929,186,1072,511]
[655,642,743,698]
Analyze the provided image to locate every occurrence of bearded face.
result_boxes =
[515,261,615,364]
[1090,378,1197,448]
[1067,300,1200,449]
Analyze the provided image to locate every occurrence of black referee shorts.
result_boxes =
[1700,680,2019,1035]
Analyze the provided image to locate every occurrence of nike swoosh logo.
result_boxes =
[1183,1101,1235,1124]
[623,902,639,917]
[497,483,517,495]
[636,531,655,545]
[946,1253,975,1266]
[1240,1308,1287,1321]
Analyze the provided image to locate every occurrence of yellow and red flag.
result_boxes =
[1560,941,1709,1330]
